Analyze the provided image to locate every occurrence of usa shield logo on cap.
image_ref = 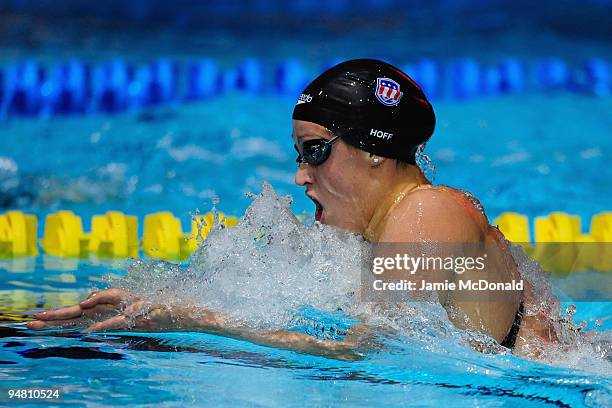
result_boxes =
[375,77,403,106]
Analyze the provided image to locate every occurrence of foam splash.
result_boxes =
[510,244,612,373]
[415,144,436,182]
[111,182,369,330]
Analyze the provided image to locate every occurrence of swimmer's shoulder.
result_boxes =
[378,184,483,243]
[400,184,477,214]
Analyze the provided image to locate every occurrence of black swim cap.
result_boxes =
[292,59,435,164]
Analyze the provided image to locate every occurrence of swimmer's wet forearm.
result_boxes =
[238,330,362,360]
[178,310,362,360]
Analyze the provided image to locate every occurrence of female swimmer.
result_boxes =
[28,59,558,358]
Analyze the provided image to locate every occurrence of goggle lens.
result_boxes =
[295,136,340,166]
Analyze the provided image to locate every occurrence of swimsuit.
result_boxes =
[500,301,524,349]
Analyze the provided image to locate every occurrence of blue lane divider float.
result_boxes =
[45,60,88,115]
[186,59,219,100]
[449,58,480,100]
[0,56,609,119]
[91,59,130,113]
[275,58,308,96]
[149,58,178,104]
[536,57,570,91]
[480,65,502,96]
[403,59,441,100]
[0,67,4,116]
[585,58,610,96]
[237,58,264,93]
[499,58,525,93]
[3,60,45,116]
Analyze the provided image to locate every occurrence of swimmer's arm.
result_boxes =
[95,304,366,360]
[230,325,367,361]
[28,291,365,360]
[168,307,367,360]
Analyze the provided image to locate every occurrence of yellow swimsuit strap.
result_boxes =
[363,181,422,242]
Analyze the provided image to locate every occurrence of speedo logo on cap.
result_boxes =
[370,128,393,140]
[296,93,313,105]
[375,77,403,106]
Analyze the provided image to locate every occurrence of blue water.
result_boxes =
[1,9,611,407]
[0,262,610,407]
[0,89,610,405]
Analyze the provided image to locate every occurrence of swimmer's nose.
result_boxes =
[295,163,314,186]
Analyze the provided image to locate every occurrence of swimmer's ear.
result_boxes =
[369,153,385,167]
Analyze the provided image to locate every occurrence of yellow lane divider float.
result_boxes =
[90,211,139,258]
[0,210,38,257]
[0,210,609,274]
[590,212,612,271]
[142,212,184,260]
[494,211,611,274]
[41,210,89,258]
[1,210,238,262]
[143,211,238,260]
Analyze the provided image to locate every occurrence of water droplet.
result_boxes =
[416,144,436,181]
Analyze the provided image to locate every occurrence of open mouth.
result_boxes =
[309,195,324,222]
[315,201,323,222]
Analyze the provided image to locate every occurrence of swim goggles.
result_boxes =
[295,135,340,166]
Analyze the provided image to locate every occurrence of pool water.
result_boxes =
[0,258,610,407]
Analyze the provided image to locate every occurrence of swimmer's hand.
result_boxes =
[27,288,141,330]
[26,288,222,333]
[84,301,225,333]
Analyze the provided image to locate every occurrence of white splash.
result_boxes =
[113,182,369,330]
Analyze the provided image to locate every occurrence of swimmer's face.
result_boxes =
[292,120,384,234]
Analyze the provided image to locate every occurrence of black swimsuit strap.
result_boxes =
[500,301,524,349]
